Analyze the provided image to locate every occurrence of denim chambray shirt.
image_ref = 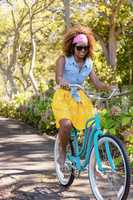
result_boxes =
[63,56,93,102]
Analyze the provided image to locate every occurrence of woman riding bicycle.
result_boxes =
[52,25,113,170]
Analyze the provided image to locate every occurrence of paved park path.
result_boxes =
[0,117,132,200]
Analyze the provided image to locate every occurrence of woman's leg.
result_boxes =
[58,119,73,168]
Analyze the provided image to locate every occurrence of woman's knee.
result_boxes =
[59,119,72,133]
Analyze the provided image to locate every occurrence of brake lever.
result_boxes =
[107,88,120,100]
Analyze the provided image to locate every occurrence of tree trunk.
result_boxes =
[28,33,38,94]
[129,52,133,85]
[7,70,18,97]
[1,68,18,98]
[24,0,39,95]
[63,0,71,30]
[94,0,125,68]
[129,66,133,85]
[108,28,117,68]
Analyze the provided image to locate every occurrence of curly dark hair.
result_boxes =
[63,25,95,58]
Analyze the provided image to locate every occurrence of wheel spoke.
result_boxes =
[89,135,131,200]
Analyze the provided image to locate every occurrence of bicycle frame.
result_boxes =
[67,113,115,173]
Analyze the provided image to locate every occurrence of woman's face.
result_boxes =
[73,42,88,59]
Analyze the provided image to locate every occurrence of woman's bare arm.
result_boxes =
[55,55,65,84]
[90,69,112,91]
[55,55,69,87]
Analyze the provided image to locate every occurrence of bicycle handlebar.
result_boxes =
[69,84,119,101]
[55,83,130,101]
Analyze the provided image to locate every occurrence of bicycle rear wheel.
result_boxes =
[89,135,131,200]
[54,134,75,187]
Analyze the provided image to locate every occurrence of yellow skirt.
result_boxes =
[51,88,94,131]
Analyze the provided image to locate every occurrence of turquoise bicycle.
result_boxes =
[54,84,131,200]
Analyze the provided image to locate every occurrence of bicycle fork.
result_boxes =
[94,131,115,172]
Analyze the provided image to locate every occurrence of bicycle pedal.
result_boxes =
[65,160,72,166]
[74,169,80,178]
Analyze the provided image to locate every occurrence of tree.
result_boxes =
[24,0,39,95]
[70,0,133,69]
[92,0,133,68]
[0,0,55,97]
[62,0,71,30]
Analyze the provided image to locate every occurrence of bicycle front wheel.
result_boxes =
[89,135,131,200]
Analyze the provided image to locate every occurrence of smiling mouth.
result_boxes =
[79,52,86,55]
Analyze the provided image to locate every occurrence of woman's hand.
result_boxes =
[106,85,119,91]
[59,77,70,89]
[90,70,118,92]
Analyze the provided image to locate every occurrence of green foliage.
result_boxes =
[0,101,19,119]
[13,92,32,106]
[17,80,56,135]
[117,32,133,85]
[93,46,116,84]
[100,87,133,136]
[0,0,133,97]
[0,94,56,135]
[100,101,133,165]
[100,107,133,136]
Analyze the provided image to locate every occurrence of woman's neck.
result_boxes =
[74,55,85,64]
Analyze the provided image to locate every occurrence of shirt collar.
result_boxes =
[68,56,76,65]
[68,55,91,68]
[84,57,92,68]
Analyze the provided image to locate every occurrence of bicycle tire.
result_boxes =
[89,134,131,200]
[54,134,75,187]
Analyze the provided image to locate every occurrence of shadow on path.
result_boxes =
[0,118,92,200]
[11,187,91,200]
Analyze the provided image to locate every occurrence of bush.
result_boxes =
[100,106,133,136]
[0,101,19,119]
[18,93,56,135]
[100,105,133,166]
[0,80,57,135]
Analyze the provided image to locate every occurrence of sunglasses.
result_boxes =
[75,45,88,51]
